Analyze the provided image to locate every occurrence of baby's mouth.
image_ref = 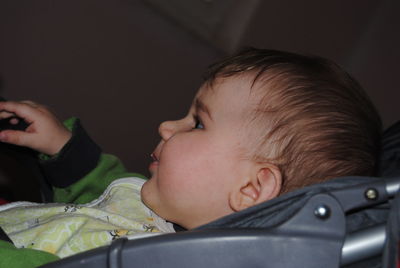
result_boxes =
[151,153,159,162]
[149,153,159,174]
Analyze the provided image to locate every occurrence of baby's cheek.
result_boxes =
[158,134,216,190]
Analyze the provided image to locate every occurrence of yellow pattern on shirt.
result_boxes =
[0,178,160,258]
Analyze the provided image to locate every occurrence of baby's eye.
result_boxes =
[193,116,204,129]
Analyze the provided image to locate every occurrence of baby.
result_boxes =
[0,48,382,266]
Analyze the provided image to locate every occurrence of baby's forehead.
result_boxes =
[205,74,266,103]
[199,73,259,97]
[194,75,263,118]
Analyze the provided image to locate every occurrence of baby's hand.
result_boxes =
[0,101,72,155]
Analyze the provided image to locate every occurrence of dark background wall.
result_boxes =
[0,0,399,200]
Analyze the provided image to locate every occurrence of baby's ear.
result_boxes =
[230,165,282,212]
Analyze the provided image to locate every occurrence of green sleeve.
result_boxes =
[0,240,59,268]
[53,153,146,204]
[40,117,147,204]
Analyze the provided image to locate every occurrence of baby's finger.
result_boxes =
[21,101,53,116]
[0,111,16,120]
[9,117,20,125]
[20,100,40,108]
[0,129,31,147]
[0,101,39,124]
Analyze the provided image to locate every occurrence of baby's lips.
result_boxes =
[149,152,160,167]
[148,154,159,175]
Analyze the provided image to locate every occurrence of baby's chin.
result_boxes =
[140,179,173,222]
[140,180,150,200]
[140,179,156,209]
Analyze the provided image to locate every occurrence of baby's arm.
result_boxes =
[46,119,146,203]
[0,101,71,155]
[0,100,145,204]
[35,116,145,204]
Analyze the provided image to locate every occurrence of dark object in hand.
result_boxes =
[0,117,29,131]
[0,97,29,131]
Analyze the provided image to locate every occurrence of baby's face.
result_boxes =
[141,76,256,229]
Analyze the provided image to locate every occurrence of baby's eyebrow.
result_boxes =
[195,99,212,120]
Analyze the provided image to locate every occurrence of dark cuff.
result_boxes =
[0,227,13,244]
[40,120,102,188]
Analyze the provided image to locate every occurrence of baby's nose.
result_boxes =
[158,121,175,141]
